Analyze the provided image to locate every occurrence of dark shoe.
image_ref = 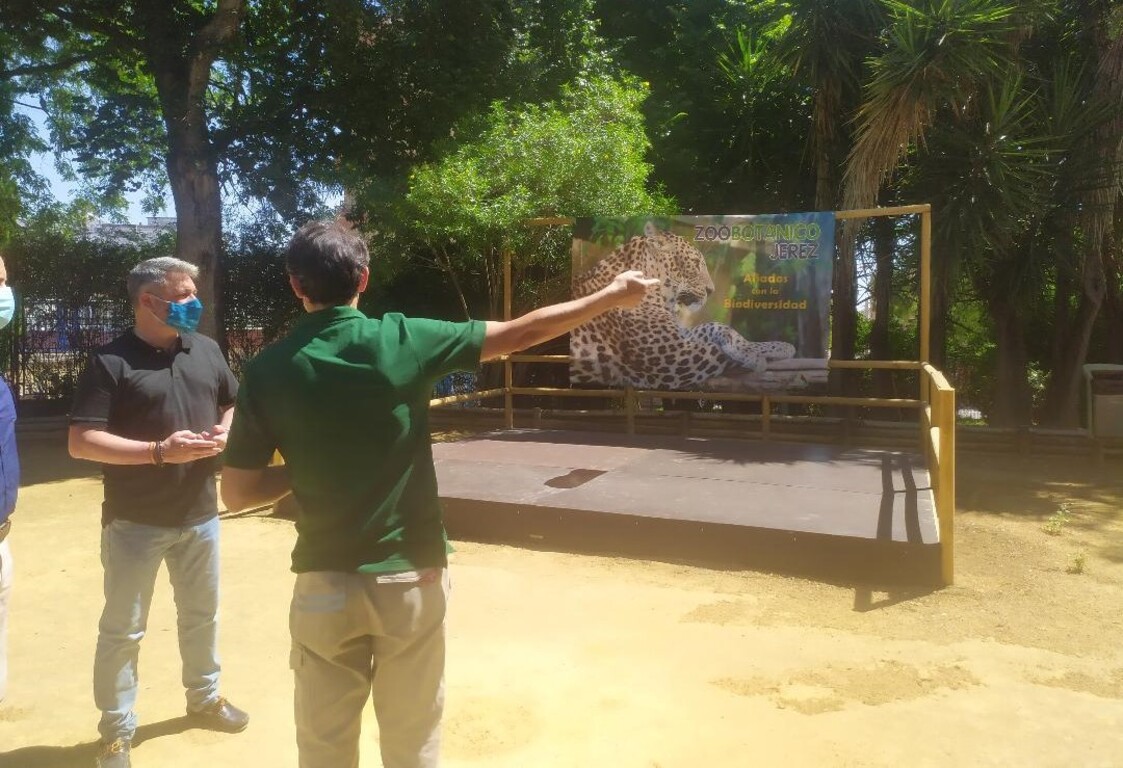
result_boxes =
[96,738,131,768]
[188,696,249,733]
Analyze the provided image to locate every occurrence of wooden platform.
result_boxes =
[433,429,941,585]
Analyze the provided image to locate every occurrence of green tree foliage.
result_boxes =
[225,0,525,215]
[0,27,51,245]
[0,0,249,340]
[594,0,806,212]
[0,0,620,326]
[3,207,164,308]
[3,0,1119,427]
[377,74,673,321]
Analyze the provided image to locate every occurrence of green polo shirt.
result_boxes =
[224,307,485,573]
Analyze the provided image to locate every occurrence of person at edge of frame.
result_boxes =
[0,252,20,708]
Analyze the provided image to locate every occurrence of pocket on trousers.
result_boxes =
[292,590,346,613]
[289,572,350,658]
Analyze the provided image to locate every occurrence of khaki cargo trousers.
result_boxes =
[290,568,449,768]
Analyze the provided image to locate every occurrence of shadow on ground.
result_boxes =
[958,453,1123,520]
[0,716,193,767]
[16,431,100,486]
[852,587,938,612]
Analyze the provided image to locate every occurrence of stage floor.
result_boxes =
[434,430,941,585]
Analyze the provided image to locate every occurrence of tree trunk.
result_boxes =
[988,299,1033,427]
[1049,254,1075,377]
[165,117,225,342]
[436,249,472,321]
[485,247,502,321]
[870,215,894,397]
[1103,243,1123,364]
[141,0,245,346]
[928,232,952,370]
[816,135,858,395]
[1041,7,1123,422]
[1041,255,1106,425]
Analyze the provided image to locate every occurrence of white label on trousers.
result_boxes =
[374,568,439,585]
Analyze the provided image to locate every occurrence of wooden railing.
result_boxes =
[920,364,956,585]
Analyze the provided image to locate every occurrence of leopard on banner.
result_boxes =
[570,214,834,394]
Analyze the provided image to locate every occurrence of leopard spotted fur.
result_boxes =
[570,223,795,389]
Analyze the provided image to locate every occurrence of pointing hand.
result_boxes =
[608,270,661,308]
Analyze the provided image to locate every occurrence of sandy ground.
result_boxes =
[0,432,1122,768]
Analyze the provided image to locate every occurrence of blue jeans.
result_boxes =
[94,517,222,741]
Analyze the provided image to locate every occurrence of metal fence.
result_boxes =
[2,297,132,415]
[1,299,480,414]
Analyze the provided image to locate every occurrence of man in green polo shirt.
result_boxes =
[221,219,655,768]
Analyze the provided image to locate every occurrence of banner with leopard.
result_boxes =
[570,214,834,393]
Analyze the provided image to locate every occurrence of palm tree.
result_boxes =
[910,72,1058,425]
[831,0,1115,428]
[773,0,884,389]
[1039,1,1123,426]
[840,0,1028,373]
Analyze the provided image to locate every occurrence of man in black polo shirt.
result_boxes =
[221,220,657,768]
[69,257,249,768]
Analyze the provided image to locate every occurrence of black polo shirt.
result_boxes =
[71,330,238,527]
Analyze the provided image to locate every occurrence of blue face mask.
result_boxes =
[0,286,15,330]
[153,295,203,333]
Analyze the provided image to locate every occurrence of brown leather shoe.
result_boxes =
[96,738,131,768]
[187,696,249,733]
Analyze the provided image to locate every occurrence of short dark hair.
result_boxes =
[127,257,199,305]
[284,220,370,306]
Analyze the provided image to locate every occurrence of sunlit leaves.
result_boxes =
[402,74,671,243]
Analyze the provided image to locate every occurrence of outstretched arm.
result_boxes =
[481,270,658,361]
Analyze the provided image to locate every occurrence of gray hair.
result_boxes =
[127,257,199,305]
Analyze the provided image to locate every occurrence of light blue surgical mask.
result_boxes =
[0,286,15,330]
[150,294,203,333]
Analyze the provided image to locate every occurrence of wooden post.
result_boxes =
[503,247,514,430]
[939,386,956,586]
[920,209,932,364]
[920,370,930,454]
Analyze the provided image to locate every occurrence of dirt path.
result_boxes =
[0,436,1121,767]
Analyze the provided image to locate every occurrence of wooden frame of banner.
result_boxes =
[437,205,954,585]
